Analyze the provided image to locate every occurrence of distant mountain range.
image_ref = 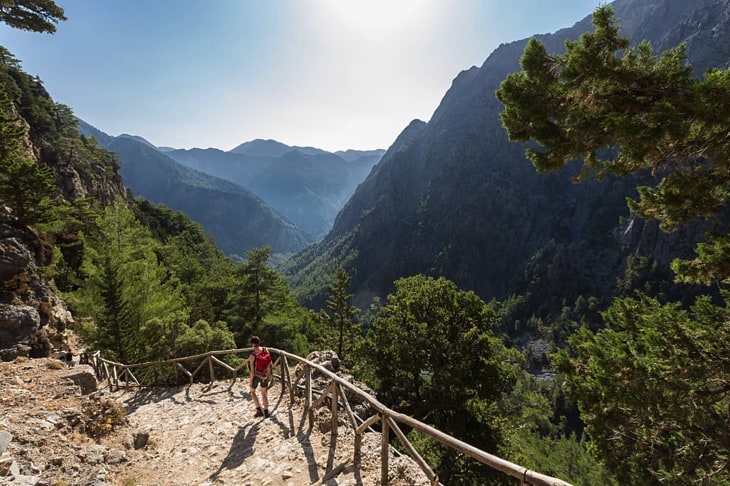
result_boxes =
[164,141,383,237]
[77,123,384,257]
[77,120,309,257]
[283,0,730,313]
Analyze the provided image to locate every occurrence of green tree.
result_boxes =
[313,267,360,362]
[497,6,730,483]
[0,150,56,224]
[173,319,237,359]
[225,246,295,344]
[0,0,66,33]
[0,88,56,225]
[94,254,131,362]
[496,5,730,285]
[80,200,187,362]
[364,275,520,484]
[554,293,730,484]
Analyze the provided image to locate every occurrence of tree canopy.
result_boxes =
[496,5,730,285]
[0,0,66,33]
[363,275,520,483]
[497,6,730,484]
[554,293,730,484]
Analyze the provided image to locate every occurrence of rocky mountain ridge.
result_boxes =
[286,0,730,312]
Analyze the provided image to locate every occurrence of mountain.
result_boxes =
[165,143,385,238]
[78,122,311,256]
[117,133,158,150]
[229,138,328,157]
[284,0,730,313]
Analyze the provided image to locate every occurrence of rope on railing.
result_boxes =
[87,349,572,486]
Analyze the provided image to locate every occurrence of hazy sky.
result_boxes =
[1,1,604,152]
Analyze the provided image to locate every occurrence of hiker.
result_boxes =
[64,348,75,366]
[248,336,272,418]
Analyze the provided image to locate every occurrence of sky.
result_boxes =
[0,1,604,152]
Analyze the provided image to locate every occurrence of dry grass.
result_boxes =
[46,359,65,370]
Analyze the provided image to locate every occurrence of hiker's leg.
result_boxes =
[250,383,261,408]
[261,386,269,409]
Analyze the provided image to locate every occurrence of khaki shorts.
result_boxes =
[251,376,269,389]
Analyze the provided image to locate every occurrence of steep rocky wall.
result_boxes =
[0,207,73,360]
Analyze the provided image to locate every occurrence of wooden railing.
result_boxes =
[88,348,572,486]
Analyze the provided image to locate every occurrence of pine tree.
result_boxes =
[0,0,66,34]
[314,267,359,361]
[0,88,56,225]
[80,200,186,362]
[496,5,730,284]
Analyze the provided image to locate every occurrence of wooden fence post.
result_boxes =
[206,355,214,382]
[305,365,312,409]
[331,382,339,435]
[381,415,390,486]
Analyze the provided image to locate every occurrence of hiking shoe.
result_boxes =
[254,407,264,418]
[264,409,270,418]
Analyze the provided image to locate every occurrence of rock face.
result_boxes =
[288,0,730,311]
[0,208,74,361]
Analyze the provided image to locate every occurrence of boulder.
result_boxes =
[0,430,12,455]
[63,366,98,395]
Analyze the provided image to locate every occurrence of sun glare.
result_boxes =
[316,0,440,33]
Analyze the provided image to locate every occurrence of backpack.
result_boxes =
[253,348,273,379]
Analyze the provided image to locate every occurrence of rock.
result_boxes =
[63,366,97,395]
[132,429,150,450]
[104,449,127,465]
[0,237,32,281]
[0,305,39,333]
[0,212,76,359]
[0,347,18,361]
[0,456,13,476]
[85,451,103,465]
[306,350,341,372]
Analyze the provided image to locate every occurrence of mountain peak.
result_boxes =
[117,133,158,150]
[229,138,292,157]
[229,138,331,157]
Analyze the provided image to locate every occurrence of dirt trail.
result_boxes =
[0,358,428,486]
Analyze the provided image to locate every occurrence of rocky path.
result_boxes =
[1,358,429,486]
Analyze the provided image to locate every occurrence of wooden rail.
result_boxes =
[88,349,572,486]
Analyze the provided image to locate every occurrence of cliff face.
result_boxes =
[287,0,730,309]
[0,55,127,360]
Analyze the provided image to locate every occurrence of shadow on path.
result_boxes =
[208,422,261,482]
[269,396,321,484]
[123,386,183,413]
